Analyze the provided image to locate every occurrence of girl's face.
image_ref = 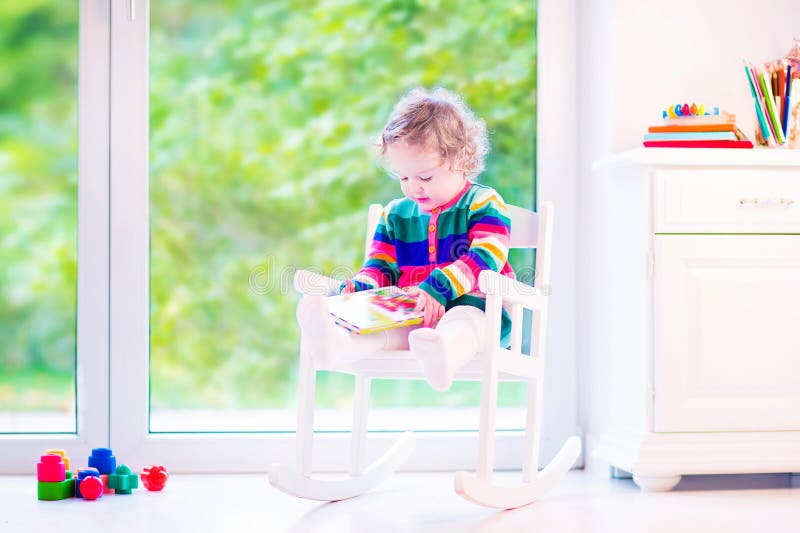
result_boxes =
[386,141,467,211]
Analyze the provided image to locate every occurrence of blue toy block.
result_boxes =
[88,447,116,475]
[75,468,100,499]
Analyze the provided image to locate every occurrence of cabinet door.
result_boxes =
[654,235,800,432]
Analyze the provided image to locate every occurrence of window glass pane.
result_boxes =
[149,0,535,432]
[0,3,78,433]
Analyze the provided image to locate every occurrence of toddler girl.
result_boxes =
[297,87,515,391]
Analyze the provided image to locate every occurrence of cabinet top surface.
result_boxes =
[593,147,800,172]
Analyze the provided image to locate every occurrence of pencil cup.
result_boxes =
[788,98,800,148]
[754,108,769,147]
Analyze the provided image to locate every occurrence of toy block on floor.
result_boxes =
[99,474,115,494]
[88,447,116,475]
[37,472,75,501]
[141,465,169,491]
[107,465,139,495]
[75,468,101,499]
[79,476,103,500]
[37,454,66,482]
[44,449,70,471]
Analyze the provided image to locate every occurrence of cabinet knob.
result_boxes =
[738,198,795,207]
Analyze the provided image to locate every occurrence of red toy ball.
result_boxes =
[80,476,104,500]
[141,465,169,491]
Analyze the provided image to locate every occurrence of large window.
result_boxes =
[147,0,537,432]
[0,0,549,474]
[0,3,78,433]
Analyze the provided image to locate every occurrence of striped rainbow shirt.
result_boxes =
[347,181,515,345]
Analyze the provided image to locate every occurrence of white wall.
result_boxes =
[537,0,582,467]
[576,0,800,464]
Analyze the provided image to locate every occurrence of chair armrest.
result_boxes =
[477,270,548,310]
[293,269,343,296]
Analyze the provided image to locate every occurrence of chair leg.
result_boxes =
[522,376,544,483]
[296,344,316,477]
[476,357,500,481]
[350,375,371,476]
[271,360,414,501]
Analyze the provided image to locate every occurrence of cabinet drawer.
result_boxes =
[654,168,800,233]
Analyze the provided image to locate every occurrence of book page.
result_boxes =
[326,287,424,334]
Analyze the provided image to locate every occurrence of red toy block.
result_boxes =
[100,474,115,494]
[141,465,169,491]
[37,454,66,482]
[79,476,104,500]
[75,467,101,499]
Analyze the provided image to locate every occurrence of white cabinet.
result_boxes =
[654,235,800,433]
[588,148,800,491]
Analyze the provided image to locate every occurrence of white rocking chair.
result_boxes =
[269,201,581,509]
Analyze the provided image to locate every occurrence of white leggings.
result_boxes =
[346,304,486,354]
[296,294,486,360]
[297,296,488,389]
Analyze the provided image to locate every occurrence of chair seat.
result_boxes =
[316,349,542,381]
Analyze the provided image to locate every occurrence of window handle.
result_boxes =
[129,0,135,21]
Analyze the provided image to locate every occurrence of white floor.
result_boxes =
[2,469,799,533]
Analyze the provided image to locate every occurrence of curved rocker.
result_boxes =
[268,431,416,502]
[454,436,581,509]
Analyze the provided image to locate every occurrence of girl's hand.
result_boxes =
[341,279,355,294]
[414,289,445,327]
[402,286,420,297]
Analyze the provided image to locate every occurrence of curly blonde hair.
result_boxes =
[379,87,490,179]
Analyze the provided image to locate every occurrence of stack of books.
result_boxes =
[643,104,753,149]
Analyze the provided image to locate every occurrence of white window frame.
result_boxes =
[0,0,110,473]
[108,0,579,473]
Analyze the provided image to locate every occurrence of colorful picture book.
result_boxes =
[643,140,753,149]
[644,131,737,141]
[643,103,753,149]
[326,286,423,335]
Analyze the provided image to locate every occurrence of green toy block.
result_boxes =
[38,476,75,501]
[107,464,139,495]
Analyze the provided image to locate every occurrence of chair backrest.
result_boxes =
[365,201,554,289]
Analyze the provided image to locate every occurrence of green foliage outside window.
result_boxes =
[0,3,78,414]
[0,0,536,417]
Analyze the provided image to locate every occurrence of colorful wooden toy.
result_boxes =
[79,476,104,500]
[141,465,169,491]
[37,454,66,482]
[38,471,75,501]
[107,464,139,495]
[88,447,116,475]
[44,449,70,471]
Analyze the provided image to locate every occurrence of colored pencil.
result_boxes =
[783,64,792,138]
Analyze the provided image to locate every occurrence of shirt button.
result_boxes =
[428,245,435,253]
[428,225,435,233]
